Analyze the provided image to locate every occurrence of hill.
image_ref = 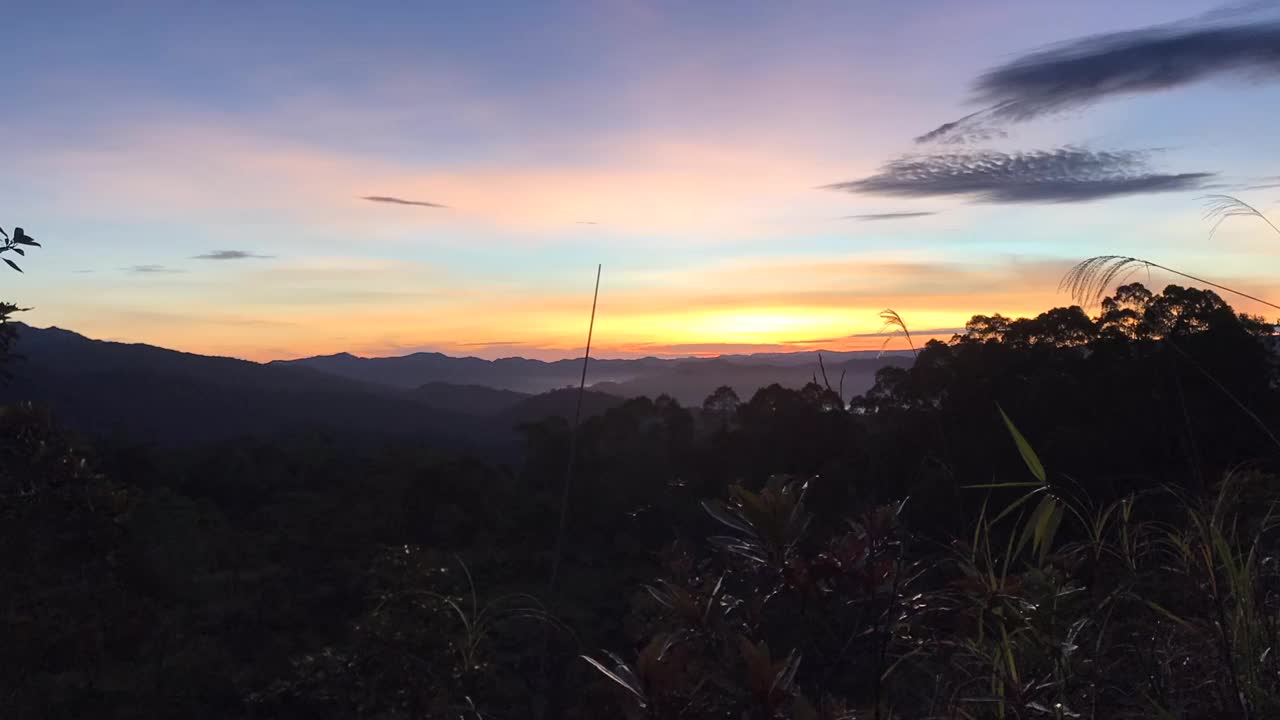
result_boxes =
[409,382,531,415]
[0,324,907,444]
[0,325,634,447]
[276,348,911,405]
[0,325,481,446]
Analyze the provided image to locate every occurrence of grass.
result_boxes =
[578,195,1280,717]
[1062,194,1280,312]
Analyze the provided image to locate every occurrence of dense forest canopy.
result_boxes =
[5,282,1280,719]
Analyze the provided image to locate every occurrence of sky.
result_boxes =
[4,0,1280,360]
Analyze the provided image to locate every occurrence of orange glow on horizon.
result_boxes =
[28,252,1280,363]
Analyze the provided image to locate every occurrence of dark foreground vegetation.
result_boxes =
[5,281,1280,718]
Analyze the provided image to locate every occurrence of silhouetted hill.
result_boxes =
[496,386,627,426]
[0,325,479,446]
[409,382,531,415]
[0,324,906,444]
[0,325,632,447]
[274,352,672,394]
[590,356,908,405]
[277,349,912,405]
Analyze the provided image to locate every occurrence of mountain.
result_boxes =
[495,387,627,427]
[273,352,671,394]
[0,325,482,446]
[589,356,906,405]
[0,325,633,447]
[0,324,910,445]
[408,383,625,423]
[276,349,911,405]
[409,382,531,415]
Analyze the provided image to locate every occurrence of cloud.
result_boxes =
[844,211,938,221]
[360,195,449,208]
[192,249,275,260]
[852,326,967,338]
[1241,176,1280,191]
[575,221,599,225]
[455,340,531,347]
[919,17,1280,142]
[914,109,1009,145]
[824,147,1214,203]
[124,264,185,274]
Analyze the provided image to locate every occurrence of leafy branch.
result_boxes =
[0,227,41,273]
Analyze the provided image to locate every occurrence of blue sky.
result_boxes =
[3,0,1279,359]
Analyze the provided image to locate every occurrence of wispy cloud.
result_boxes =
[124,264,185,274]
[455,340,531,347]
[824,147,1214,203]
[1241,176,1280,191]
[360,195,449,208]
[852,326,967,338]
[192,249,275,260]
[915,109,1010,145]
[919,17,1280,143]
[575,221,599,225]
[844,211,938,221]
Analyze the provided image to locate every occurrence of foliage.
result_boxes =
[5,281,1280,718]
[0,226,41,274]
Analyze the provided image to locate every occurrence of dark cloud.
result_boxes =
[844,211,938,221]
[919,18,1280,142]
[360,195,448,208]
[192,250,274,260]
[824,147,1214,203]
[914,109,1009,145]
[125,264,184,274]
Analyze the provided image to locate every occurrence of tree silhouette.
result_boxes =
[702,385,740,429]
[0,226,40,377]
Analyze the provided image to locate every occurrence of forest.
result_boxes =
[5,278,1280,719]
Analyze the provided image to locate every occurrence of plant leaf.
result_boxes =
[998,405,1046,484]
[702,499,755,536]
[581,654,647,704]
[1016,494,1053,560]
[770,649,802,694]
[3,258,22,273]
[991,486,1045,526]
[1039,499,1064,565]
[1145,601,1196,631]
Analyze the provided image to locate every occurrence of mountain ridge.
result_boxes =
[273,344,912,400]
[0,323,911,444]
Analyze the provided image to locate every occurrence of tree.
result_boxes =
[0,302,22,378]
[702,385,740,429]
[0,225,41,376]
[1098,282,1153,340]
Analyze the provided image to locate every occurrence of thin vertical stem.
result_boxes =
[548,263,602,598]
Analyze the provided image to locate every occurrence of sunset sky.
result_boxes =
[4,1,1280,360]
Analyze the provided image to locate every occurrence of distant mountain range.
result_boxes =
[275,348,910,405]
[0,324,910,446]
